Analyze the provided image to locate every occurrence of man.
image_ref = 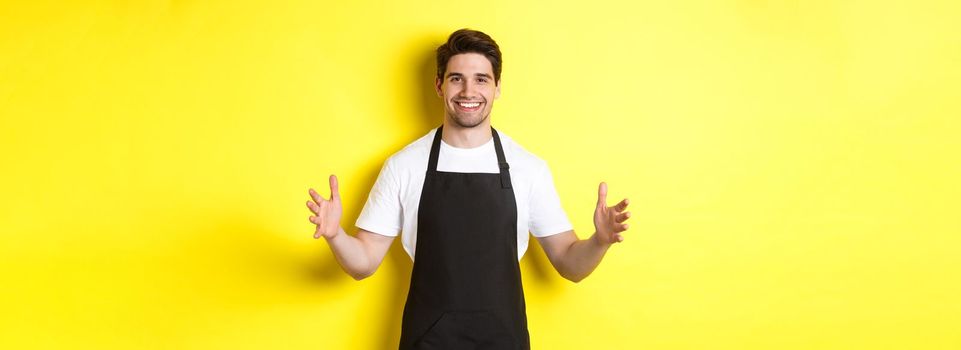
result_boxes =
[306,29,631,349]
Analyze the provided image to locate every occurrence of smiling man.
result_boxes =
[306,29,631,349]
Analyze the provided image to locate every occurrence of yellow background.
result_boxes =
[2,1,960,349]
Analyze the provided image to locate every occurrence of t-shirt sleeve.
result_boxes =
[355,158,403,237]
[528,160,574,237]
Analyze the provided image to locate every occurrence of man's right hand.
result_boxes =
[307,174,343,239]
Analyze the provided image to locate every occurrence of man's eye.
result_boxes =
[450,77,461,82]
[477,78,488,84]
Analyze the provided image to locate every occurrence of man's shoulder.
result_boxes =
[499,131,549,172]
[383,128,436,171]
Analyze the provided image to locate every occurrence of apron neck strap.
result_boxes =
[426,125,513,189]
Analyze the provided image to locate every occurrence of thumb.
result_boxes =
[596,181,607,209]
[329,174,340,201]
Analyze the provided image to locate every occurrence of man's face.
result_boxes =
[435,53,501,129]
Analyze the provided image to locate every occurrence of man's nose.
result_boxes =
[459,81,477,98]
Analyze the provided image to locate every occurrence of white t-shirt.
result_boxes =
[356,127,573,261]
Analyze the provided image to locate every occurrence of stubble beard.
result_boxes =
[449,111,490,128]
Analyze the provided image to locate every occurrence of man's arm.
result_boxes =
[307,175,395,280]
[319,227,394,280]
[536,182,630,283]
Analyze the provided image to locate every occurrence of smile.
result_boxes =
[455,101,483,111]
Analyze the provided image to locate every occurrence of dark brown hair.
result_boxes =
[436,29,502,84]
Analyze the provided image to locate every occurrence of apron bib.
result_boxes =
[398,125,530,349]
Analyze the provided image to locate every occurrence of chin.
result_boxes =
[450,114,489,128]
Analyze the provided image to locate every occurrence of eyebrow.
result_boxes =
[446,72,493,80]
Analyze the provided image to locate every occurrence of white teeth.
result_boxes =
[457,102,480,108]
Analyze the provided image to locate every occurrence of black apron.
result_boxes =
[399,125,530,349]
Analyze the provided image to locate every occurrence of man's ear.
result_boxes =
[494,80,501,100]
[435,77,443,97]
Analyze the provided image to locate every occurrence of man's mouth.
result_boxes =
[454,101,483,112]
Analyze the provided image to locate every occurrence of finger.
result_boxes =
[310,215,327,237]
[306,200,320,215]
[311,218,323,239]
[329,174,340,201]
[615,223,630,233]
[613,198,629,212]
[615,211,631,223]
[596,182,608,209]
[308,188,325,204]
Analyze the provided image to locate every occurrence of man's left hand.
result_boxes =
[593,182,631,245]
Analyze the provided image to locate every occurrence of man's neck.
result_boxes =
[441,119,493,148]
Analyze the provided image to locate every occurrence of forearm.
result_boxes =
[323,227,375,280]
[554,232,612,283]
